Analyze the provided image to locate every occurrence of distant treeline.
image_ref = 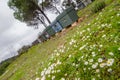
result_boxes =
[0,56,17,76]
[0,45,32,76]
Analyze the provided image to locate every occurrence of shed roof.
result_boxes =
[56,6,74,20]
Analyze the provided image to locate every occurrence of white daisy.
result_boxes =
[106,59,114,66]
[92,52,96,57]
[96,69,100,73]
[57,70,61,73]
[117,13,120,16]
[107,68,112,72]
[108,52,114,56]
[98,58,103,63]
[89,59,94,63]
[118,47,120,50]
[100,63,106,68]
[83,68,86,71]
[92,78,95,80]
[84,61,88,65]
[102,34,106,38]
[52,76,55,80]
[92,63,98,69]
[35,78,40,80]
[61,78,65,80]
[87,28,90,31]
[64,73,67,76]
[97,74,100,77]
[41,76,46,80]
[69,55,72,58]
[99,45,103,48]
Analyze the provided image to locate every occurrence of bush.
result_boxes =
[91,1,106,13]
[0,56,17,76]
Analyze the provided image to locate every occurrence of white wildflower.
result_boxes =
[102,34,106,38]
[96,69,100,73]
[61,78,65,80]
[118,47,120,50]
[56,53,60,56]
[99,45,103,48]
[48,75,51,77]
[78,58,81,61]
[88,23,90,25]
[101,24,105,27]
[57,70,61,73]
[36,72,38,75]
[92,63,98,69]
[92,78,95,80]
[84,61,88,65]
[98,58,103,63]
[107,68,112,72]
[69,39,76,45]
[108,52,114,56]
[41,71,45,76]
[35,78,40,80]
[57,60,61,65]
[76,64,79,67]
[106,59,114,66]
[97,74,100,77]
[89,59,94,63]
[41,76,46,80]
[83,68,86,71]
[61,49,64,53]
[69,55,72,58]
[52,70,55,73]
[92,52,96,57]
[87,28,90,31]
[52,76,55,80]
[111,16,114,18]
[100,63,106,68]
[81,56,84,59]
[79,44,87,50]
[72,63,75,66]
[114,40,117,43]
[64,73,67,76]
[117,13,120,16]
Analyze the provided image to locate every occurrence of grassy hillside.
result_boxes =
[0,0,120,80]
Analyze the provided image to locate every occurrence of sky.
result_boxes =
[0,0,59,62]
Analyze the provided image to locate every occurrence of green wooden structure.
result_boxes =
[56,6,79,28]
[45,26,56,36]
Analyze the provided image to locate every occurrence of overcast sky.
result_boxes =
[0,0,59,62]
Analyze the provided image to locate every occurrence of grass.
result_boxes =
[0,0,120,80]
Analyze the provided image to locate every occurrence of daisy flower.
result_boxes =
[106,59,114,66]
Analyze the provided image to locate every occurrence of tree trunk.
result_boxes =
[31,0,51,24]
[37,17,47,28]
[38,8,51,24]
[52,6,61,14]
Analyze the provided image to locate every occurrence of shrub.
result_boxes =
[91,1,106,13]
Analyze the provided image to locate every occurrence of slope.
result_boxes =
[0,0,120,80]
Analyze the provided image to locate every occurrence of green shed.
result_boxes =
[45,26,56,36]
[56,6,79,28]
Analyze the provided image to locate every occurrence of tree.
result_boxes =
[8,0,51,28]
[62,0,76,9]
[40,0,61,14]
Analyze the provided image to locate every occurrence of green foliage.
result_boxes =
[0,57,17,76]
[8,0,51,27]
[17,45,31,55]
[91,1,106,13]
